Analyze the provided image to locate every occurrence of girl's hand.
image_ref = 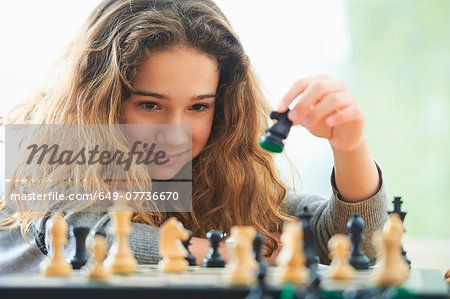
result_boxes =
[277,75,365,152]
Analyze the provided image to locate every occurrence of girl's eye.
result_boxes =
[139,102,159,111]
[190,104,209,112]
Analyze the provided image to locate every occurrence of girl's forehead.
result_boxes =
[133,46,219,88]
[140,45,217,66]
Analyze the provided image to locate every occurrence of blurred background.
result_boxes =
[0,0,448,271]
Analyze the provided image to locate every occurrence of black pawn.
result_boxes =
[347,213,370,269]
[259,110,293,153]
[69,226,90,269]
[388,196,411,266]
[203,230,225,267]
[296,206,319,270]
[182,230,196,266]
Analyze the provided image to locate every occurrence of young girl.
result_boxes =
[0,0,387,273]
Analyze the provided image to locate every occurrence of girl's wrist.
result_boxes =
[330,136,366,156]
[331,137,380,202]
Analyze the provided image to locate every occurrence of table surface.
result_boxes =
[0,265,448,299]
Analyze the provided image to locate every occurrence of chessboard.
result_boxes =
[0,264,447,299]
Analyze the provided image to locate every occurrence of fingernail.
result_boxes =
[327,116,336,125]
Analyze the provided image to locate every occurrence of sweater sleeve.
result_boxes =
[0,220,47,275]
[0,211,161,275]
[36,212,161,266]
[284,162,388,264]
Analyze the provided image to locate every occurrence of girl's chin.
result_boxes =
[151,174,176,180]
[148,169,179,180]
[147,161,191,180]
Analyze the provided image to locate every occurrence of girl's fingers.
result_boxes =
[289,79,347,125]
[276,75,328,113]
[301,92,355,126]
[326,104,364,127]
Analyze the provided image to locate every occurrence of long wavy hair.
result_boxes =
[0,0,296,255]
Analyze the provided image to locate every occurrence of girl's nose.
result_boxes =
[155,125,188,147]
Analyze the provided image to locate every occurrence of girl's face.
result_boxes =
[122,45,219,179]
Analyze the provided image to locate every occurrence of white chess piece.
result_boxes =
[41,213,72,276]
[373,213,410,286]
[226,226,257,286]
[158,217,189,272]
[104,196,138,274]
[87,234,111,280]
[327,234,355,280]
[276,220,309,284]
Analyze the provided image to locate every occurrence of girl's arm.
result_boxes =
[277,74,380,202]
[332,138,380,202]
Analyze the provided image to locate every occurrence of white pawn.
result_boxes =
[373,213,410,286]
[226,226,257,286]
[276,220,309,285]
[104,196,138,274]
[158,217,189,272]
[86,233,111,280]
[41,213,72,276]
[327,234,355,280]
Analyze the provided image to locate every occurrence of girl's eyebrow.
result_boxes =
[132,90,216,101]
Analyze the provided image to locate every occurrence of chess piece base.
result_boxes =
[349,254,370,269]
[41,259,72,276]
[88,266,111,281]
[227,270,255,286]
[328,263,355,280]
[186,255,197,266]
[203,258,225,268]
[373,266,409,287]
[105,255,138,274]
[158,257,188,272]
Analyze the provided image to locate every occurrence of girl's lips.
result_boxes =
[164,149,190,158]
[159,150,189,166]
[145,149,190,166]
[143,148,190,158]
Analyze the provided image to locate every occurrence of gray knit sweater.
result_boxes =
[0,165,388,275]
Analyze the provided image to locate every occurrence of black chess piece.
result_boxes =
[389,196,406,219]
[182,229,196,266]
[347,213,370,269]
[203,230,225,267]
[246,234,273,299]
[304,274,321,299]
[69,226,90,269]
[293,271,321,299]
[259,110,293,153]
[388,196,411,266]
[296,206,319,270]
[253,232,266,264]
[342,286,397,299]
[245,261,274,299]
